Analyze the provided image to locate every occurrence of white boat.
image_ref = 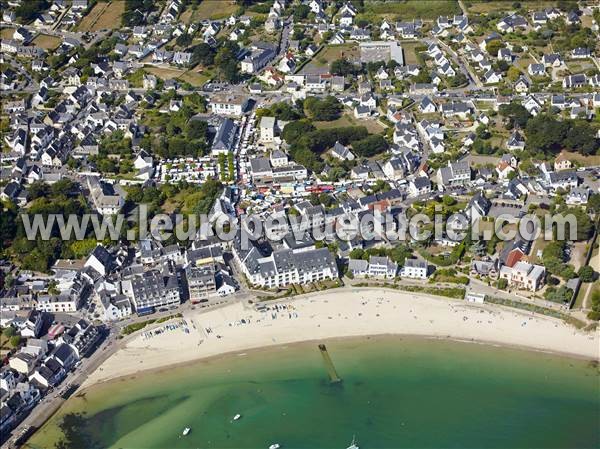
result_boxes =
[269,444,280,449]
[182,427,191,436]
[347,436,359,449]
[233,414,241,421]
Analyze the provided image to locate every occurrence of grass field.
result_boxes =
[312,44,359,67]
[0,28,14,39]
[562,151,600,167]
[191,0,239,20]
[401,41,424,65]
[144,66,211,87]
[77,1,125,32]
[145,66,186,80]
[464,0,557,14]
[315,113,385,134]
[359,0,461,20]
[32,34,61,50]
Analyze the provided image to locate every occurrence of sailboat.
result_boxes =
[347,435,359,449]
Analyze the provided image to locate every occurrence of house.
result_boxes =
[348,258,369,277]
[212,118,238,155]
[84,244,112,277]
[563,74,587,89]
[367,256,397,279]
[440,101,472,119]
[566,187,590,206]
[554,152,572,171]
[528,63,546,77]
[467,191,491,221]
[305,44,318,56]
[551,94,566,110]
[542,53,563,68]
[121,269,181,314]
[497,48,512,62]
[359,41,404,64]
[408,176,431,197]
[88,177,124,215]
[210,94,248,116]
[547,170,578,191]
[240,45,276,74]
[339,2,358,16]
[496,155,516,180]
[354,105,371,119]
[483,70,502,84]
[270,149,288,167]
[330,141,355,161]
[419,96,437,113]
[514,76,530,94]
[233,242,338,289]
[339,11,353,27]
[497,14,528,33]
[499,262,545,292]
[259,116,278,143]
[571,47,591,59]
[400,259,428,279]
[331,76,345,92]
[506,130,525,151]
[437,160,471,187]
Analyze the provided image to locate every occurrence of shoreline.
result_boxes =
[82,288,600,390]
[79,332,599,393]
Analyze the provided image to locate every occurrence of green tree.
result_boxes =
[578,266,595,283]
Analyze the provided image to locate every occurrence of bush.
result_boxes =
[9,335,21,347]
[578,265,595,283]
[2,326,16,338]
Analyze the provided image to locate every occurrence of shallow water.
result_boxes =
[27,336,600,449]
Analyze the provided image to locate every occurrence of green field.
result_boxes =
[360,0,461,20]
[464,0,558,14]
[187,0,240,21]
[315,113,385,134]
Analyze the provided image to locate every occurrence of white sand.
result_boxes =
[83,288,600,388]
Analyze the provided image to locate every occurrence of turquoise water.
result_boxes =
[28,337,600,449]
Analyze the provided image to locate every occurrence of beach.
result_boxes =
[83,288,599,388]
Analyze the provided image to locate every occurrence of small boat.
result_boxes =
[269,444,280,449]
[233,414,242,421]
[347,435,359,449]
[182,427,191,436]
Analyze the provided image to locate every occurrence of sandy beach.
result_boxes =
[83,288,600,388]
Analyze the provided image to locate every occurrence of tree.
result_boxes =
[499,103,531,129]
[304,96,343,121]
[293,4,310,21]
[544,285,573,303]
[15,0,49,22]
[497,278,508,289]
[9,335,21,348]
[176,33,192,47]
[525,115,569,154]
[2,326,16,338]
[507,66,521,82]
[578,266,595,283]
[187,119,208,139]
[331,58,359,76]
[563,121,598,156]
[282,120,316,144]
[352,135,388,157]
[191,43,215,66]
[587,193,600,214]
[486,40,504,57]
